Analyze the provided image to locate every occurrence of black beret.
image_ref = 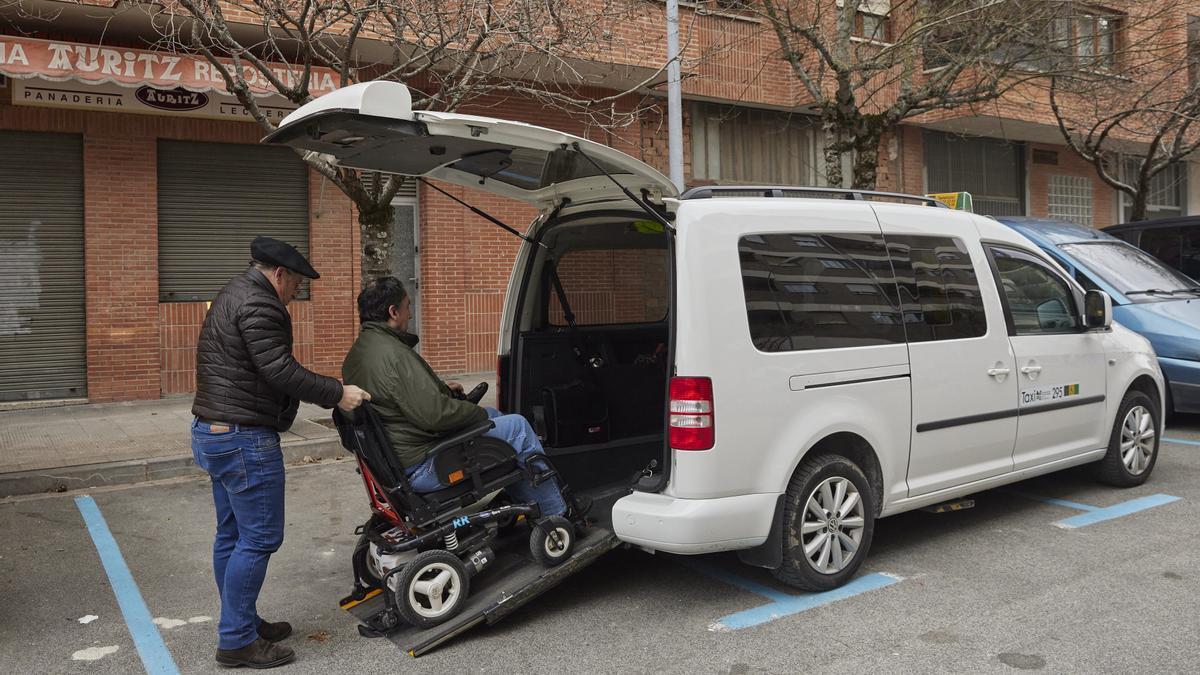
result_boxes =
[250,236,320,279]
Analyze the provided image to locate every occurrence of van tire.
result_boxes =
[1096,390,1160,487]
[772,454,876,592]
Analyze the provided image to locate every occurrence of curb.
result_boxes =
[0,437,349,498]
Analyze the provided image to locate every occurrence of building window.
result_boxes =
[1047,174,1094,226]
[924,131,1026,217]
[691,103,818,186]
[1051,7,1123,69]
[1120,159,1186,222]
[855,11,891,42]
[157,141,310,302]
[837,0,891,42]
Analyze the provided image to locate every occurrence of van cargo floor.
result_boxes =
[342,525,619,656]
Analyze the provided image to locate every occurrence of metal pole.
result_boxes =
[666,0,684,193]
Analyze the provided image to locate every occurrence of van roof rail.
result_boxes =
[679,185,949,208]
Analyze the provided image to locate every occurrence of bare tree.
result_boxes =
[150,0,666,284]
[1048,10,1198,222]
[755,0,1073,188]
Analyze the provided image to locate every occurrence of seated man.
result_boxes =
[342,276,582,520]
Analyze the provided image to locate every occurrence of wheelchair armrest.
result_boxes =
[425,420,496,458]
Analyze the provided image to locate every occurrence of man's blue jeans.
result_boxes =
[405,407,568,516]
[191,418,285,650]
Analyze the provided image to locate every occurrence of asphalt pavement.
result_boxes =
[3,417,1199,674]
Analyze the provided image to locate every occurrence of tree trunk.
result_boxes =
[1127,190,1149,222]
[850,132,882,190]
[359,202,395,288]
[822,121,846,188]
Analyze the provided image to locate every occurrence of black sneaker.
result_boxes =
[215,637,295,669]
[257,619,292,643]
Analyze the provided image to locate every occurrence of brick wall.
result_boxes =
[1027,143,1118,227]
[82,135,161,401]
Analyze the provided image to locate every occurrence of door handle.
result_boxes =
[1020,365,1043,377]
[987,366,1011,379]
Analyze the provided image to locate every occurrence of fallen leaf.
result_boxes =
[307,631,332,642]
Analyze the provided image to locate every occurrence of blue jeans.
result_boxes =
[405,407,568,517]
[191,418,285,651]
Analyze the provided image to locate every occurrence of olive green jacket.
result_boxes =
[341,322,488,468]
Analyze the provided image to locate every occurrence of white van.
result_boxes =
[270,82,1165,593]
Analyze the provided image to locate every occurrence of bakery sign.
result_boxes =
[0,36,342,121]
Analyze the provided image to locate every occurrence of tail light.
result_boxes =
[669,376,714,450]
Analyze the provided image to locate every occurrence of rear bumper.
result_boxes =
[611,490,779,555]
[1159,357,1200,413]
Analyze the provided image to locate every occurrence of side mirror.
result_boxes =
[1085,289,1112,330]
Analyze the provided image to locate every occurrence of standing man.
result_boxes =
[192,237,369,669]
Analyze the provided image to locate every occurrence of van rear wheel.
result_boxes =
[772,454,876,592]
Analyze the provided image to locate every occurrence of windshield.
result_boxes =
[1059,241,1197,299]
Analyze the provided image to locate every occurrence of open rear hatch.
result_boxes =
[263,81,676,209]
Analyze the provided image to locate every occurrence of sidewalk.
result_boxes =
[0,372,496,497]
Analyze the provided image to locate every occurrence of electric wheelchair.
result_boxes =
[333,395,580,631]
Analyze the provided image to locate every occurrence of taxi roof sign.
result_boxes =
[927,192,973,212]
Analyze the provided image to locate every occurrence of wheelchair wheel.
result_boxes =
[353,533,383,588]
[530,516,574,566]
[395,550,471,629]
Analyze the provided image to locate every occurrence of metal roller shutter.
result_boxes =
[0,131,86,401]
[158,141,310,302]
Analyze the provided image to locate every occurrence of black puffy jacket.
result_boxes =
[192,268,343,431]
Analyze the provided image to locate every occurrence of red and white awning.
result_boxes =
[0,35,341,98]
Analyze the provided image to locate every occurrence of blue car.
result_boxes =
[996,217,1200,414]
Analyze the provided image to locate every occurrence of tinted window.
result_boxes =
[991,247,1079,334]
[885,235,988,342]
[738,233,905,352]
[1181,227,1200,278]
[1139,227,1182,269]
[1059,241,1197,299]
[449,147,631,191]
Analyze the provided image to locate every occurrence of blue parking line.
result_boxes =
[1055,494,1181,529]
[1002,490,1098,512]
[681,559,900,630]
[1163,437,1200,447]
[714,572,899,630]
[76,496,179,675]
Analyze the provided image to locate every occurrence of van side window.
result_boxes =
[990,247,1080,335]
[737,233,905,352]
[884,235,988,342]
[1140,227,1182,269]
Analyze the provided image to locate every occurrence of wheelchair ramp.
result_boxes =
[343,526,619,656]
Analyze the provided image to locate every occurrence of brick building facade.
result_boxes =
[1,1,1198,404]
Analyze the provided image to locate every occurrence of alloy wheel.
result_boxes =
[801,476,866,575]
[1121,404,1156,475]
